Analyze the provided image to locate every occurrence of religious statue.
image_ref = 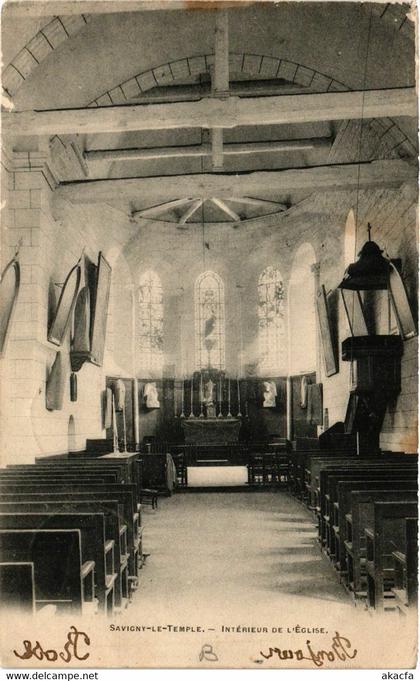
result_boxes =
[203,379,215,406]
[203,378,216,418]
[263,380,277,407]
[144,382,160,408]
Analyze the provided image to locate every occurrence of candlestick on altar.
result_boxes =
[122,402,128,453]
[112,394,119,453]
[237,377,242,417]
[218,376,223,418]
[189,377,195,418]
[180,378,185,418]
[199,371,204,418]
[227,377,232,418]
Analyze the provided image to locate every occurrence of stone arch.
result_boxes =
[3,14,91,99]
[88,52,349,107]
[87,52,417,157]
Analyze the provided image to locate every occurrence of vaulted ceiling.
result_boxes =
[3,1,417,227]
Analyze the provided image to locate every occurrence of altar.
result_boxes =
[182,418,241,445]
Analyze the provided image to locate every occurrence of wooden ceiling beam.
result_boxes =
[178,198,204,224]
[210,9,229,169]
[85,137,331,163]
[211,198,240,221]
[213,9,229,96]
[5,88,416,137]
[228,196,288,211]
[56,159,416,204]
[132,197,194,218]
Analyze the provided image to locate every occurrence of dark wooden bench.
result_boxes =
[0,485,141,596]
[0,529,87,613]
[313,454,416,511]
[319,466,417,555]
[8,464,125,484]
[33,452,142,498]
[0,562,35,613]
[364,501,418,611]
[288,450,356,502]
[335,479,417,576]
[346,491,418,595]
[306,452,416,511]
[391,517,418,615]
[0,512,108,613]
[0,499,123,613]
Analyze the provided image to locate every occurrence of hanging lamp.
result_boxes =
[338,223,391,292]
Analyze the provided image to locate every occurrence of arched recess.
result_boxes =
[288,243,317,375]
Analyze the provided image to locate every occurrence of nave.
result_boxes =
[136,491,350,618]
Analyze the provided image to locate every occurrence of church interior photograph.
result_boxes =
[0,0,418,667]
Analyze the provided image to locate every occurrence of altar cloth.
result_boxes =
[187,465,248,487]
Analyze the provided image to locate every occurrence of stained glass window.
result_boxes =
[138,270,163,374]
[258,266,286,375]
[195,271,225,370]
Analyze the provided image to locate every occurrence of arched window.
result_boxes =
[195,271,225,370]
[138,270,163,374]
[258,266,286,375]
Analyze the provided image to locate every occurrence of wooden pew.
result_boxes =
[288,450,356,503]
[335,479,417,574]
[0,529,87,613]
[0,472,118,485]
[0,486,140,598]
[346,491,418,595]
[319,466,417,554]
[311,454,416,513]
[0,513,108,613]
[34,452,141,498]
[0,562,35,613]
[8,464,124,484]
[305,452,416,512]
[391,517,418,615]
[0,499,122,613]
[364,501,418,611]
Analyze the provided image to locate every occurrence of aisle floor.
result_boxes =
[134,491,351,622]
